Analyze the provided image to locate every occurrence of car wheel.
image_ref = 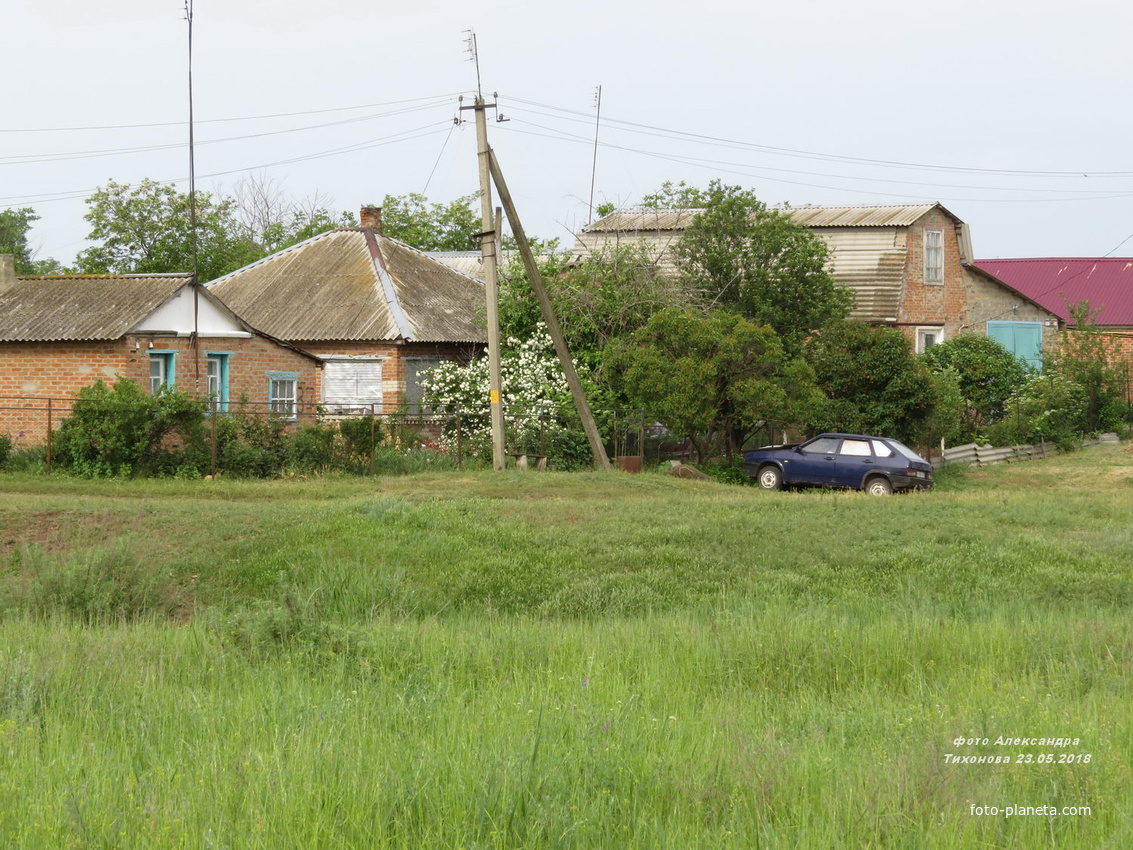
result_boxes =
[864,476,892,496]
[757,465,783,491]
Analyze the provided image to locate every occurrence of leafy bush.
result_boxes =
[338,415,382,463]
[54,379,206,478]
[213,410,289,478]
[920,334,1032,442]
[288,423,338,472]
[987,373,1089,451]
[0,433,10,468]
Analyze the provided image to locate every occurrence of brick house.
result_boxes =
[574,203,1061,365]
[973,258,1133,371]
[206,208,486,413]
[0,255,321,443]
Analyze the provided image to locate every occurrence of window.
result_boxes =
[149,351,176,394]
[916,327,944,353]
[924,229,944,284]
[268,371,299,417]
[404,358,444,413]
[987,321,1043,370]
[839,439,871,457]
[323,359,383,413]
[870,440,894,458]
[801,436,841,454]
[205,353,230,410]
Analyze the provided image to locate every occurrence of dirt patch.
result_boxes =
[1,510,129,559]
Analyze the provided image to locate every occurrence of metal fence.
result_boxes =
[0,396,649,474]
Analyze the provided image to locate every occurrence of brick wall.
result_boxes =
[0,334,320,444]
[298,340,480,409]
[897,209,970,338]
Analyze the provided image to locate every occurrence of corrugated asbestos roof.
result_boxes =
[207,229,486,343]
[973,258,1133,327]
[581,203,953,234]
[0,273,192,341]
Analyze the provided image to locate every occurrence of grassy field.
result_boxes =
[1,447,1131,847]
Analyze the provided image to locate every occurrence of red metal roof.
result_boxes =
[973,258,1133,327]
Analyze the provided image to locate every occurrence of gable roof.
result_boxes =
[972,258,1133,327]
[0,273,194,342]
[206,229,486,344]
[580,202,959,235]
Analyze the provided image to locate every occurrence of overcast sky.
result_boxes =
[5,0,1133,270]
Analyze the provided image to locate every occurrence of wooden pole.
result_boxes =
[473,99,507,470]
[487,149,612,470]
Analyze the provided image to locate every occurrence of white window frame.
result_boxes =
[915,326,945,354]
[268,371,299,418]
[924,229,944,284]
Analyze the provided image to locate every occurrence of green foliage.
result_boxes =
[604,309,823,460]
[805,321,937,443]
[75,179,262,281]
[54,379,206,478]
[1,207,65,274]
[920,333,1032,442]
[501,241,693,371]
[669,181,853,352]
[988,372,1090,450]
[288,423,338,472]
[0,433,10,468]
[918,367,964,449]
[1048,301,1130,433]
[257,207,356,254]
[213,409,290,478]
[372,192,480,251]
[338,415,383,464]
[421,327,613,468]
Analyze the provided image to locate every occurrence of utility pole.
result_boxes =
[488,149,612,470]
[588,85,602,225]
[462,32,507,470]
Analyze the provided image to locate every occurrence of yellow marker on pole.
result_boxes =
[490,390,500,404]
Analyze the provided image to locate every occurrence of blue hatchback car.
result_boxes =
[743,433,934,495]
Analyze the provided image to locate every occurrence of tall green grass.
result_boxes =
[0,445,1130,846]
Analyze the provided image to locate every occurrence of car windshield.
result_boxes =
[886,439,927,463]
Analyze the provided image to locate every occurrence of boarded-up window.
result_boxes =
[404,358,444,413]
[323,360,383,412]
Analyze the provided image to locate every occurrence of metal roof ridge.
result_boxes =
[364,231,413,341]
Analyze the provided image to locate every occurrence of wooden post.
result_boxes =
[456,413,464,470]
[210,399,218,477]
[487,149,612,470]
[369,405,377,477]
[46,398,53,474]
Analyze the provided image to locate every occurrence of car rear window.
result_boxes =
[871,440,894,458]
[887,439,927,462]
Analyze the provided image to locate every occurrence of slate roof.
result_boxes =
[207,229,486,344]
[579,203,957,233]
[973,258,1133,327]
[0,273,193,342]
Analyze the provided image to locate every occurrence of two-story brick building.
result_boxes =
[574,203,1061,365]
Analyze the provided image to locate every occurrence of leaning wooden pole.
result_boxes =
[487,149,612,471]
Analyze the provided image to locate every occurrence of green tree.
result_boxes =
[920,333,1032,442]
[500,241,695,370]
[668,181,853,352]
[0,207,63,274]
[1048,301,1129,433]
[372,192,480,251]
[805,321,937,444]
[76,179,262,282]
[604,309,823,461]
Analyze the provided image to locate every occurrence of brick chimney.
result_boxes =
[360,206,383,232]
[0,254,16,295]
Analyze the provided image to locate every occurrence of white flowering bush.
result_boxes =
[420,326,611,468]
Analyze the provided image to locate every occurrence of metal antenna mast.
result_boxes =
[587,85,602,225]
[185,0,201,389]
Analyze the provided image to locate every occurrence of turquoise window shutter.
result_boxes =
[987,321,1043,370]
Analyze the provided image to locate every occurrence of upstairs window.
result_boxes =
[916,327,944,353]
[924,229,944,284]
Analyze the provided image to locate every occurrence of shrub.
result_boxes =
[54,380,206,478]
[288,423,338,472]
[213,410,289,478]
[0,433,10,468]
[338,415,382,463]
[987,373,1089,451]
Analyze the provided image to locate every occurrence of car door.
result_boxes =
[830,437,875,489]
[784,436,842,486]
